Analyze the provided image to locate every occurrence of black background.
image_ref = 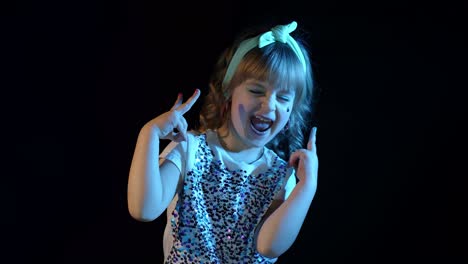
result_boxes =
[9,0,466,263]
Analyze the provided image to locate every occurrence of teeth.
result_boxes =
[251,115,273,132]
[255,116,271,122]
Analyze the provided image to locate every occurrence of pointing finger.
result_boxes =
[307,127,317,151]
[178,89,201,114]
[170,93,183,110]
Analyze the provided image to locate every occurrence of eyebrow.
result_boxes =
[244,79,267,87]
[244,79,295,95]
[250,82,294,95]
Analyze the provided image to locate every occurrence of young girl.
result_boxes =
[128,21,319,263]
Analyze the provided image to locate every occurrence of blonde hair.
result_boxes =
[198,25,316,160]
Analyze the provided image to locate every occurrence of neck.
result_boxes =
[216,125,264,164]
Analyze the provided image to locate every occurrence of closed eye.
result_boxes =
[249,89,264,95]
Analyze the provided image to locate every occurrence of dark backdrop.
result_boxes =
[10,0,466,263]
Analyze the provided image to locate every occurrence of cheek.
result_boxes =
[237,104,246,116]
[231,102,249,125]
[280,106,293,124]
[279,103,292,115]
[231,104,249,135]
[238,103,247,120]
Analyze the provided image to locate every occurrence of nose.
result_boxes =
[260,95,276,112]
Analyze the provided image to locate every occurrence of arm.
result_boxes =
[127,89,200,221]
[256,127,318,258]
[127,125,180,221]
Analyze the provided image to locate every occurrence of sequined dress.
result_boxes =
[159,130,296,264]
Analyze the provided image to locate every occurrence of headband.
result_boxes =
[222,21,307,86]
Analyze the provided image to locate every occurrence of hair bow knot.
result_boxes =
[259,21,298,47]
[222,21,307,86]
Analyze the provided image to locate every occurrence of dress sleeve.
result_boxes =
[159,132,195,174]
[159,140,184,172]
[272,167,297,200]
[284,168,297,200]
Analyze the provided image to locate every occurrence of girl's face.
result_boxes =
[226,79,295,151]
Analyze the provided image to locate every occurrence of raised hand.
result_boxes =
[146,89,201,142]
[288,127,318,191]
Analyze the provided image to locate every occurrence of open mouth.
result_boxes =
[250,115,273,134]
